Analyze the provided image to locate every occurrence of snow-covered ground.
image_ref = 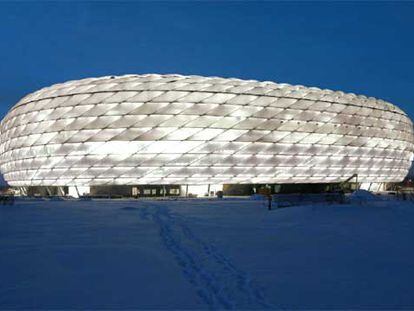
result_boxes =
[1,197,414,309]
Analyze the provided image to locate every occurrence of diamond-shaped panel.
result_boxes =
[0,74,413,186]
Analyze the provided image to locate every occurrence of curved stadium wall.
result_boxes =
[0,74,413,190]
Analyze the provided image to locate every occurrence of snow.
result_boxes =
[1,197,414,309]
[349,189,380,202]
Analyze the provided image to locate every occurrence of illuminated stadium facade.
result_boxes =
[0,74,413,197]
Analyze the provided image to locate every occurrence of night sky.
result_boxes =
[1,1,414,120]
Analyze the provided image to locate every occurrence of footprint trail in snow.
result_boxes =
[137,202,276,310]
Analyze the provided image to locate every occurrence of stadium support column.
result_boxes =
[20,187,28,196]
[57,187,65,196]
[45,187,52,196]
[75,186,80,197]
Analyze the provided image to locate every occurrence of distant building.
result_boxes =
[0,74,413,197]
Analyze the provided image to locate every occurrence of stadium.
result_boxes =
[0,74,413,197]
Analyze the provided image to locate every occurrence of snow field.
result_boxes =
[1,198,414,309]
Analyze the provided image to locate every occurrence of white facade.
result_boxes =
[0,74,413,187]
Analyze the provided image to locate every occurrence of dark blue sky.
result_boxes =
[1,1,414,119]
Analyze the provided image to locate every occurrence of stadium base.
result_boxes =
[12,182,391,198]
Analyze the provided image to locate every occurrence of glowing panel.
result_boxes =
[0,73,413,186]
